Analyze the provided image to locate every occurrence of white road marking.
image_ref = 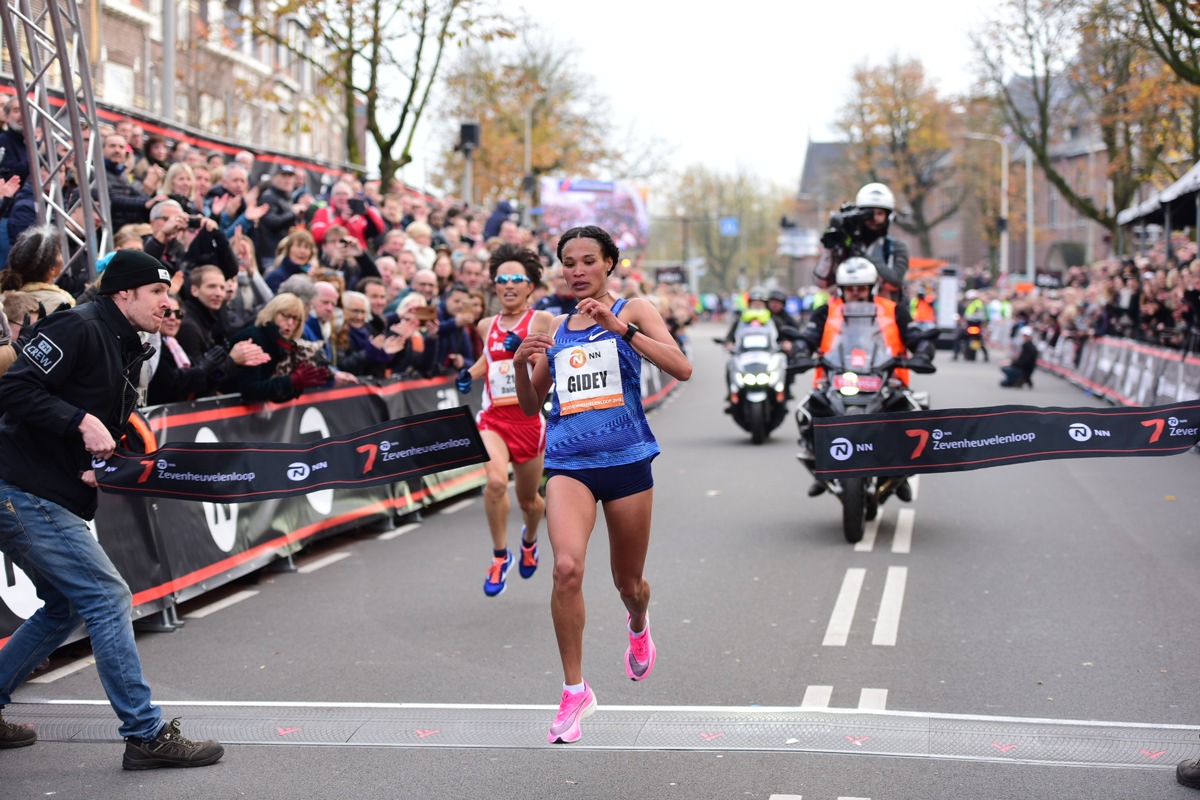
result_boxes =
[439,499,475,515]
[27,657,96,684]
[297,551,353,574]
[854,514,881,552]
[800,685,832,709]
[858,688,888,710]
[183,589,259,620]
[823,568,866,646]
[909,474,920,500]
[892,508,915,554]
[377,522,419,541]
[872,566,908,646]
[31,698,1200,729]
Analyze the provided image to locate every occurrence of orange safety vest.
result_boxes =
[912,298,935,323]
[815,297,910,387]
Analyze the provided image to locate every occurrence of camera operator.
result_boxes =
[814,182,909,302]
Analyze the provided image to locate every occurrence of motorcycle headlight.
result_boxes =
[740,373,757,386]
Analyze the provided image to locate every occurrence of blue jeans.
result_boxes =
[0,479,161,740]
[1000,365,1029,386]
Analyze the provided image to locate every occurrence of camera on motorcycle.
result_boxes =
[906,358,937,375]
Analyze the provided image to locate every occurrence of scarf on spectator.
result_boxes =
[164,335,190,368]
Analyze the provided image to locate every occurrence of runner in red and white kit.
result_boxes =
[456,244,553,597]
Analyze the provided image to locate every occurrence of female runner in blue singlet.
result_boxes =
[512,226,692,744]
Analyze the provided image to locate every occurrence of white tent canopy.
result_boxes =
[1117,160,1200,226]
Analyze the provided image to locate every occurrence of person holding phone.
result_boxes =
[310,181,383,250]
[512,226,692,744]
[317,224,380,290]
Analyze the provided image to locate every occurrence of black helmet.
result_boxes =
[768,289,788,303]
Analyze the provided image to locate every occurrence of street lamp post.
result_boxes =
[963,132,1009,286]
[521,93,545,228]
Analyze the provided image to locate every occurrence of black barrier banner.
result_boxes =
[96,406,487,501]
[813,400,1200,479]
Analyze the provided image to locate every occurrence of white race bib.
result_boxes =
[553,338,624,415]
[487,359,519,406]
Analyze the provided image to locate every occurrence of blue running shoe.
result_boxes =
[518,526,539,579]
[484,550,513,597]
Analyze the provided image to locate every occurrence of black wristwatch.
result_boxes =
[621,322,640,343]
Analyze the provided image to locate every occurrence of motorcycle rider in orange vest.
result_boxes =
[792,257,935,500]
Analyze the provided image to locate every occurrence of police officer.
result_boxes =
[0,250,225,769]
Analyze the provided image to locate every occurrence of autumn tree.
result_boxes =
[975,0,1199,235]
[247,0,512,180]
[430,26,671,207]
[657,166,790,293]
[835,56,963,257]
[1136,0,1200,85]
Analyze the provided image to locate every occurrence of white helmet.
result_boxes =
[836,256,878,288]
[855,182,895,212]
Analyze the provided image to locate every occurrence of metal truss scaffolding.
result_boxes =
[2,0,111,282]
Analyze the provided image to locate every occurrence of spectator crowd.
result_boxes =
[0,107,698,404]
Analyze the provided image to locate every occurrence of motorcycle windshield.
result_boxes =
[733,320,779,353]
[823,302,892,374]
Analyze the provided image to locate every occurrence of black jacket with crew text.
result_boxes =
[0,298,150,519]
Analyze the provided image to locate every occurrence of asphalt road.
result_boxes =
[4,321,1199,800]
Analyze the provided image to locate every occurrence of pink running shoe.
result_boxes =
[625,613,657,681]
[547,683,597,744]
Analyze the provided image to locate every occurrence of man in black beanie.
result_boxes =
[0,249,225,769]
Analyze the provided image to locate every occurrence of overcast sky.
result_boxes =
[401,0,996,196]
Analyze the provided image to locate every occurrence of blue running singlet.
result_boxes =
[544,298,659,470]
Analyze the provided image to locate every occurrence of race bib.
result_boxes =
[487,359,519,406]
[554,338,624,415]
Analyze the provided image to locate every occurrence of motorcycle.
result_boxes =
[960,316,987,361]
[716,316,789,444]
[792,302,936,543]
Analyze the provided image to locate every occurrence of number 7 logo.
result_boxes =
[1141,419,1165,443]
[356,444,378,474]
[905,429,930,459]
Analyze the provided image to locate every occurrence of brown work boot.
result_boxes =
[0,709,37,748]
[122,717,224,770]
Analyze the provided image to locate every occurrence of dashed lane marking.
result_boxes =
[296,551,353,574]
[377,522,420,541]
[857,689,888,711]
[854,515,881,553]
[892,509,915,554]
[439,498,475,515]
[184,589,259,620]
[801,686,832,709]
[823,569,865,647]
[27,657,96,684]
[872,566,908,647]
